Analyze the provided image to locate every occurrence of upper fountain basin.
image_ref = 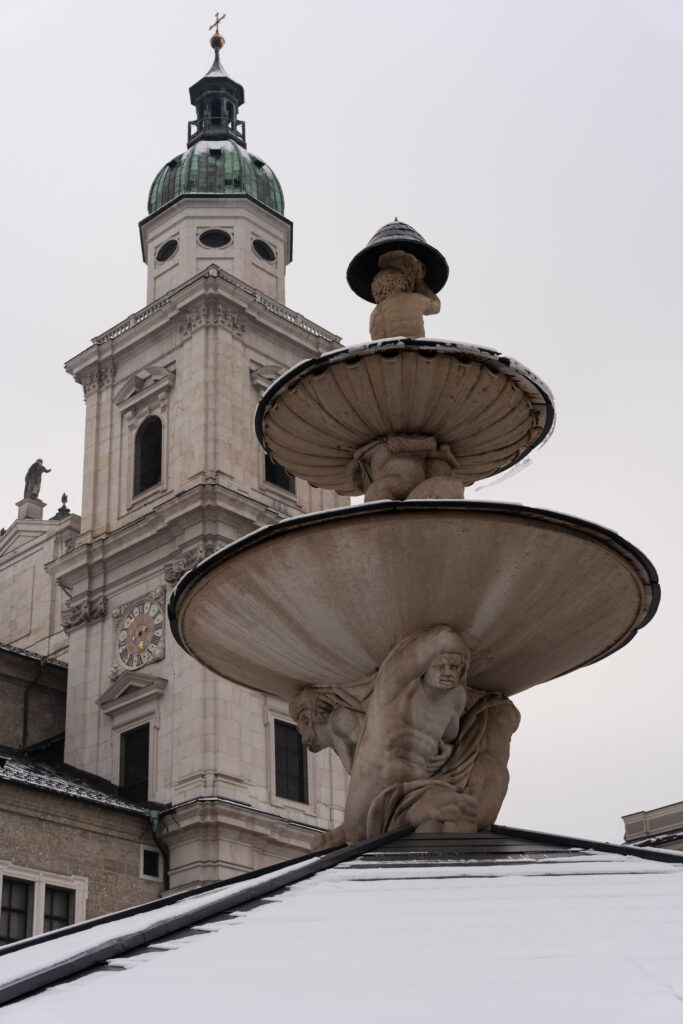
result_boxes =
[255,338,555,495]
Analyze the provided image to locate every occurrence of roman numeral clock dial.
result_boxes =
[117,600,164,669]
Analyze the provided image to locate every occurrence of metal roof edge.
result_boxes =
[0,643,68,670]
[0,828,410,1006]
[492,824,683,865]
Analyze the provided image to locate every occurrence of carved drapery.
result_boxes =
[62,596,107,633]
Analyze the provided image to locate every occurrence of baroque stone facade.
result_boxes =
[0,34,351,923]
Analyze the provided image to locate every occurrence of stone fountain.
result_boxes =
[169,221,659,849]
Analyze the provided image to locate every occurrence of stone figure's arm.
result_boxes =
[414,263,441,314]
[374,624,461,702]
[463,701,520,830]
[328,706,363,774]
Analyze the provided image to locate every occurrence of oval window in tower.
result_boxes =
[156,239,179,263]
[252,239,276,262]
[198,229,233,248]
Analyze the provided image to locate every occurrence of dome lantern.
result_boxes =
[187,15,247,149]
[145,18,285,218]
[140,18,292,306]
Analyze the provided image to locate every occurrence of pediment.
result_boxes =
[97,670,167,713]
[115,365,176,407]
[0,518,55,564]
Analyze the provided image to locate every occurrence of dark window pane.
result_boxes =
[156,239,178,263]
[134,416,162,495]
[198,229,232,248]
[252,239,276,262]
[265,453,295,494]
[120,724,150,802]
[0,878,33,945]
[142,850,160,877]
[43,886,74,932]
[274,720,308,803]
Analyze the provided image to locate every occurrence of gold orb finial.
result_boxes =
[209,11,226,50]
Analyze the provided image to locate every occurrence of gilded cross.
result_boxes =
[210,12,225,33]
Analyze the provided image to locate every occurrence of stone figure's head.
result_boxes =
[289,688,333,752]
[422,633,470,691]
[370,250,425,304]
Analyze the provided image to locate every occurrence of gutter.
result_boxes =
[149,810,170,889]
[21,660,45,750]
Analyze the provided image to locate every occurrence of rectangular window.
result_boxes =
[142,849,160,879]
[0,877,34,945]
[274,720,308,803]
[43,886,74,932]
[265,453,296,494]
[120,723,150,802]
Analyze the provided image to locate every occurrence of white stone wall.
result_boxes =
[0,517,78,660]
[55,264,350,884]
[140,196,291,304]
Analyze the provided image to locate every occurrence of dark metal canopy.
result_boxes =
[347,220,450,302]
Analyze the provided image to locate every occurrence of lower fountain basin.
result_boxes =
[169,501,658,702]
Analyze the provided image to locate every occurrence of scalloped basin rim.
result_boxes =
[254,337,556,449]
[169,500,659,703]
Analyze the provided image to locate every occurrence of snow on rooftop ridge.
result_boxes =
[0,754,148,815]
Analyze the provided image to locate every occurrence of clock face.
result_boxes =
[117,600,164,670]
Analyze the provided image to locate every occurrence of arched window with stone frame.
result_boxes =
[133,416,163,496]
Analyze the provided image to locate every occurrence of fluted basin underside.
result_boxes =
[169,502,658,703]
[256,339,554,494]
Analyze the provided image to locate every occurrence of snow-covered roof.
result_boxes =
[0,751,150,815]
[2,828,683,1021]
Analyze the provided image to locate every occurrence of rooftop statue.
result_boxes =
[23,459,51,499]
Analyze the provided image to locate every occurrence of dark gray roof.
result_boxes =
[0,749,151,816]
[0,642,67,670]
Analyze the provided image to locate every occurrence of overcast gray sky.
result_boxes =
[1,0,681,842]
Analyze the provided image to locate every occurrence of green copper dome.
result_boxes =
[147,34,284,217]
[147,140,284,216]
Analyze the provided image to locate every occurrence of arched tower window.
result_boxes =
[134,416,162,495]
[210,98,222,122]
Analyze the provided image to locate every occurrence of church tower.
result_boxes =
[51,25,348,890]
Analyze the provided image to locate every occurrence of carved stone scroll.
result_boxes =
[164,544,216,585]
[62,596,107,634]
[74,363,116,399]
[179,301,245,340]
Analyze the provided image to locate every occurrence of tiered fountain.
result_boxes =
[169,222,658,849]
